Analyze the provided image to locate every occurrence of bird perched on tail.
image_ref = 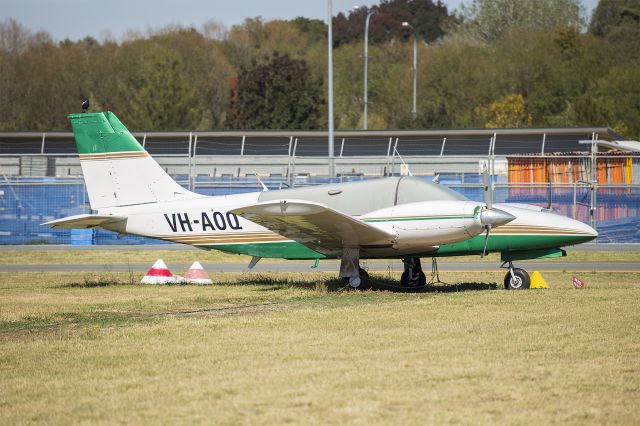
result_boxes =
[81,98,90,113]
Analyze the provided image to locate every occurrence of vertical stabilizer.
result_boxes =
[68,112,198,209]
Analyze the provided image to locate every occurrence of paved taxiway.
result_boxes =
[2,244,638,273]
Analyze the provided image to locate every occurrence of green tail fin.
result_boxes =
[67,112,144,154]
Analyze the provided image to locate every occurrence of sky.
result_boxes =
[4,0,600,42]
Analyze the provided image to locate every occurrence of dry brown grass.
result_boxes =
[1,270,639,424]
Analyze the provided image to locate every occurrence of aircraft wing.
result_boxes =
[230,200,396,255]
[42,214,127,229]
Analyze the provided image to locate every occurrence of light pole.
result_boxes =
[354,6,376,130]
[327,0,335,178]
[402,22,417,122]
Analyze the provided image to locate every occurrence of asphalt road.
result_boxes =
[1,260,638,273]
[4,243,640,251]
[1,243,638,273]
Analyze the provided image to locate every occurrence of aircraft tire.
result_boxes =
[343,268,372,290]
[401,270,427,288]
[504,268,530,290]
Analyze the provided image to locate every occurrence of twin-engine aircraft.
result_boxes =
[44,112,598,289]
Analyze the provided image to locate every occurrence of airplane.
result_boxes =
[43,111,598,290]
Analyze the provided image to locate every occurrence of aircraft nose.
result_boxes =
[571,218,599,239]
[480,208,516,228]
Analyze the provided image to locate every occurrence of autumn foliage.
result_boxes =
[0,0,638,137]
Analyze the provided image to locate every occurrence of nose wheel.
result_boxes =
[502,261,531,290]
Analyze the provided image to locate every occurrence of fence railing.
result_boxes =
[1,174,638,245]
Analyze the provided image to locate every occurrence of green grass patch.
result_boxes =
[1,270,639,424]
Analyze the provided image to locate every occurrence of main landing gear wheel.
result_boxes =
[343,267,372,290]
[504,268,530,290]
[401,257,427,288]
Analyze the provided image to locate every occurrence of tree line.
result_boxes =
[0,0,638,138]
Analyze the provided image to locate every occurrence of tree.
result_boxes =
[333,0,455,47]
[477,94,533,128]
[590,0,640,55]
[290,17,326,43]
[229,53,322,129]
[117,45,199,130]
[590,0,640,37]
[454,0,585,43]
[573,65,640,136]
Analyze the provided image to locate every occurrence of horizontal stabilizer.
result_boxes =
[231,200,396,255]
[42,214,127,229]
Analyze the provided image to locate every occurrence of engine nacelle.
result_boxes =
[361,201,484,250]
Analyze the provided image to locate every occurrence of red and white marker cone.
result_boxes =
[572,275,585,288]
[183,261,212,285]
[141,259,176,284]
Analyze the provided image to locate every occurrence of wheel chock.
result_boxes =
[530,271,549,289]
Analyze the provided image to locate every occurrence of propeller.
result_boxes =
[481,224,491,258]
[483,165,492,210]
[479,166,514,257]
[481,166,491,257]
[546,162,553,210]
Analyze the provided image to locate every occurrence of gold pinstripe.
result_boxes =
[149,231,291,245]
[79,152,150,161]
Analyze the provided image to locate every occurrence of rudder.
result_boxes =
[69,112,199,210]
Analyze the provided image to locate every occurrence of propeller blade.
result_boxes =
[546,164,553,210]
[483,166,492,209]
[481,225,491,258]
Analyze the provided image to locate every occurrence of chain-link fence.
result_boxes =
[2,175,638,245]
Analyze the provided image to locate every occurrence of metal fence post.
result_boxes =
[491,133,496,201]
[572,182,577,219]
[391,137,399,176]
[386,137,393,176]
[289,138,298,188]
[591,133,599,231]
[187,132,193,191]
[292,139,298,188]
[286,136,292,187]
[192,134,198,192]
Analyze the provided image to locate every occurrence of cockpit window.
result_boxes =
[397,177,469,204]
[431,183,468,201]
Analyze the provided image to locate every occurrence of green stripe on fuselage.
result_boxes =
[197,233,595,260]
[204,242,326,259]
[435,234,596,256]
[363,215,474,223]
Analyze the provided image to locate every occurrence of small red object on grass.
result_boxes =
[572,275,585,288]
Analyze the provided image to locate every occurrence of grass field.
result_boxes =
[1,262,639,424]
